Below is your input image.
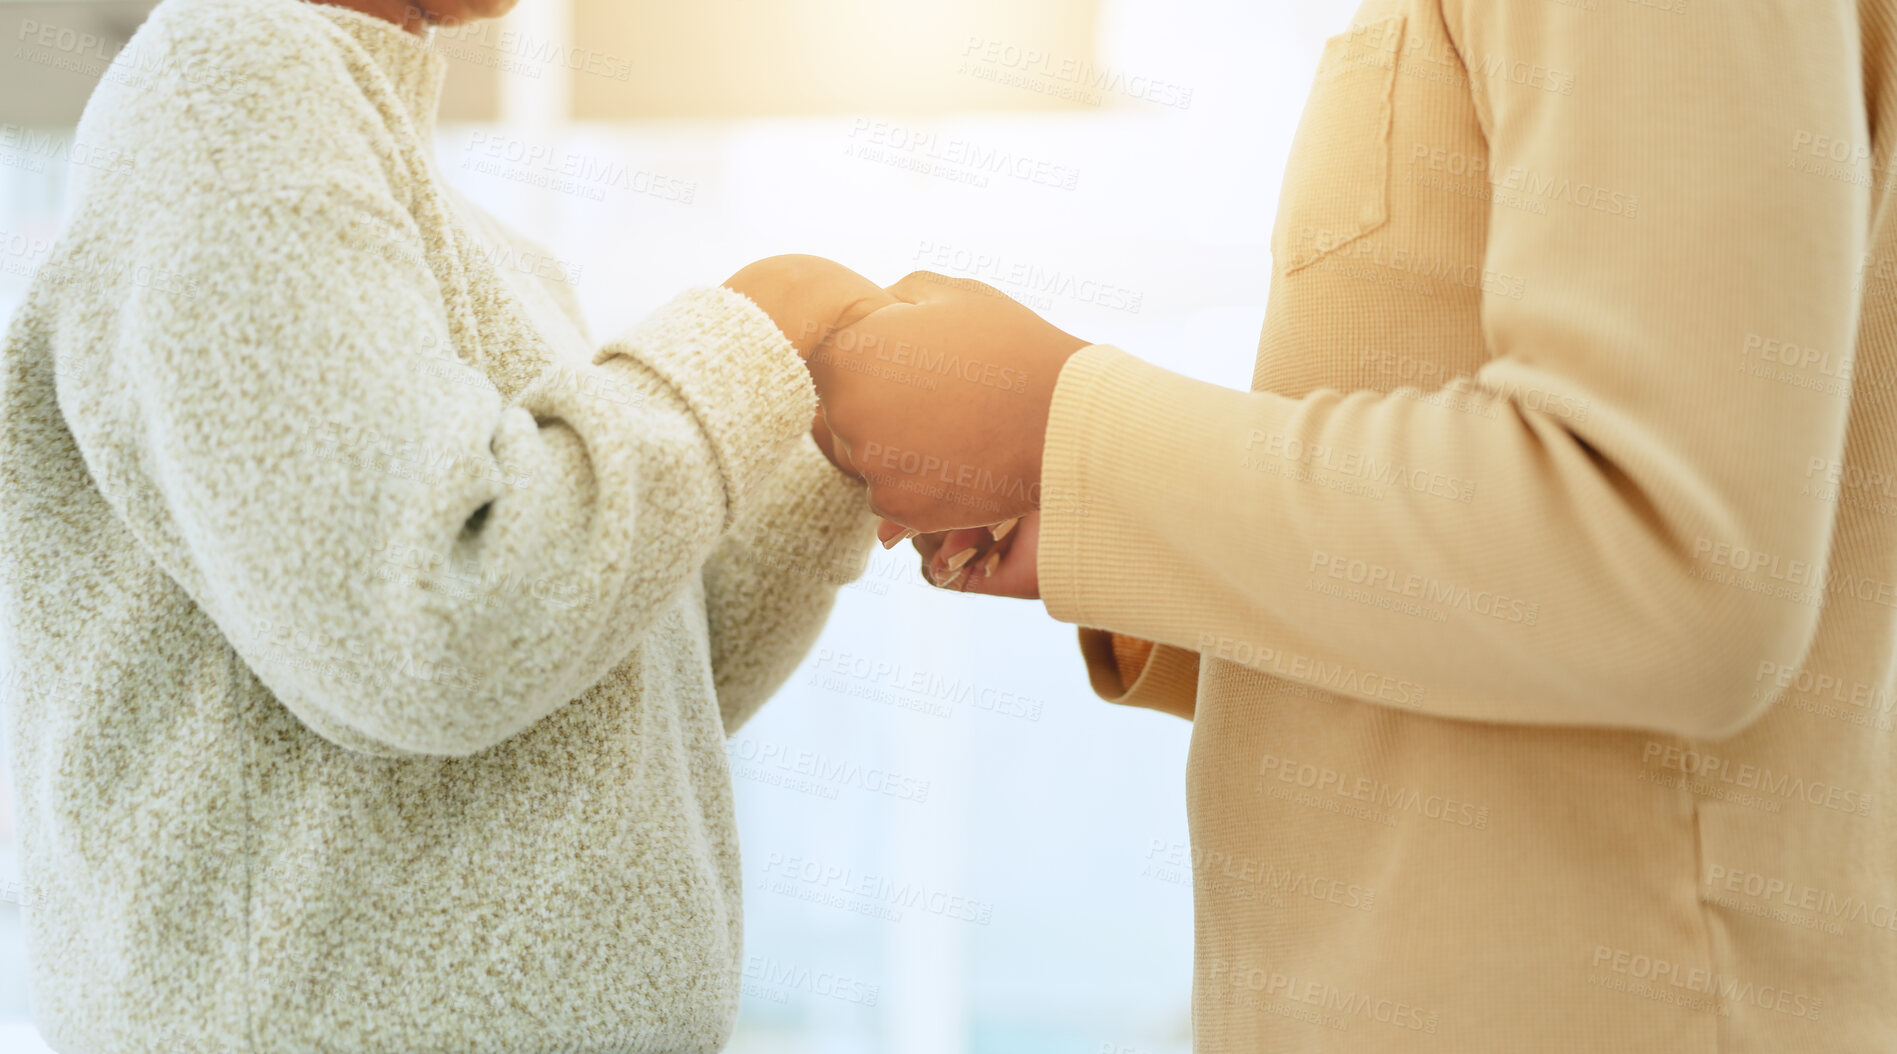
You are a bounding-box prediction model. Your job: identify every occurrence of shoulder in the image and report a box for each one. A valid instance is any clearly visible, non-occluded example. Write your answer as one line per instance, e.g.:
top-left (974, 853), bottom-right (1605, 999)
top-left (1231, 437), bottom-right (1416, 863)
top-left (75, 0), bottom-right (403, 197)
top-left (117, 0), bottom-right (371, 104)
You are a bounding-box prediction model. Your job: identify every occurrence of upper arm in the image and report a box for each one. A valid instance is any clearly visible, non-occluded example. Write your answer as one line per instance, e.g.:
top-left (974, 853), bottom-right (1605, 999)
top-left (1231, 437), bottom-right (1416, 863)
top-left (1439, 0), bottom-right (1868, 559)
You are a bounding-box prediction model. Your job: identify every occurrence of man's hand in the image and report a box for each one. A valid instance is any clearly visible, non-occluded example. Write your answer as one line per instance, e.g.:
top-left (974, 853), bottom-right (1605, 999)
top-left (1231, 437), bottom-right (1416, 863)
top-left (809, 272), bottom-right (1089, 532)
top-left (880, 513), bottom-right (1041, 599)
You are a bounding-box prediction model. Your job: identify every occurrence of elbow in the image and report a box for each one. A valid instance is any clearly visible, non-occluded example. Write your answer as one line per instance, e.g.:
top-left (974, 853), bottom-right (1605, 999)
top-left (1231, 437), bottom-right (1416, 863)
top-left (321, 712), bottom-right (521, 760)
top-left (313, 678), bottom-right (535, 759)
top-left (366, 700), bottom-right (530, 758)
top-left (369, 724), bottom-right (518, 759)
top-left (1645, 591), bottom-right (1818, 740)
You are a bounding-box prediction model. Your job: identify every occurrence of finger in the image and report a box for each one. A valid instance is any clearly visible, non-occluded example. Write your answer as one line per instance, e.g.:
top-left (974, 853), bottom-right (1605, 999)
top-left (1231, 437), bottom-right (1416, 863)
top-left (925, 528), bottom-right (993, 584)
top-left (951, 524), bottom-right (1038, 598)
top-left (824, 409), bottom-right (870, 479)
top-left (912, 532), bottom-right (948, 562)
top-left (876, 518), bottom-right (917, 549)
top-left (812, 410), bottom-right (851, 475)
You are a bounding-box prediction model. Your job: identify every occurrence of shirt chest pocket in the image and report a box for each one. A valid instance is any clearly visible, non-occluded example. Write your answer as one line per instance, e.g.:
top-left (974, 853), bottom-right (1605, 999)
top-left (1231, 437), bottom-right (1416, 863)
top-left (1274, 13), bottom-right (1406, 274)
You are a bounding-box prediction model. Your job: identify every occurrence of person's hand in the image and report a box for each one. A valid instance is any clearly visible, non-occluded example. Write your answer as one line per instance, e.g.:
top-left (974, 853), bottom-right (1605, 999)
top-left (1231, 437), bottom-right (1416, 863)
top-left (809, 407), bottom-right (854, 478)
top-left (878, 513), bottom-right (1040, 599)
top-left (724, 254), bottom-right (896, 477)
top-left (807, 272), bottom-right (1089, 533)
top-left (723, 254), bottom-right (898, 359)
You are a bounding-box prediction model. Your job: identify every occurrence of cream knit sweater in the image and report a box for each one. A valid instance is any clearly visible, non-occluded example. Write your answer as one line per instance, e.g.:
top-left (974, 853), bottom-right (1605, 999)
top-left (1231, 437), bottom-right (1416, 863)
top-left (1043, 0), bottom-right (1897, 1050)
top-left (0, 0), bottom-right (879, 1050)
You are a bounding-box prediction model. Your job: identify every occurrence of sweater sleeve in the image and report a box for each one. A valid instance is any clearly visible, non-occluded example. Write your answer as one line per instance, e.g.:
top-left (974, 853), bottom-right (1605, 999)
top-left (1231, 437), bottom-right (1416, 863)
top-left (53, 160), bottom-right (817, 757)
top-left (702, 432), bottom-right (881, 734)
top-left (1076, 630), bottom-right (1199, 721)
top-left (1038, 2), bottom-right (1870, 738)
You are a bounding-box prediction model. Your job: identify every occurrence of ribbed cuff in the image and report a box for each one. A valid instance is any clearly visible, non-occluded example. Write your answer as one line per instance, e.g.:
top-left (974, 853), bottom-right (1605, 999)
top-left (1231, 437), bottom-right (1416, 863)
top-left (1039, 342), bottom-right (1282, 633)
top-left (600, 286), bottom-right (815, 529)
top-left (1077, 629), bottom-right (1200, 718)
top-left (1038, 343), bottom-right (1123, 629)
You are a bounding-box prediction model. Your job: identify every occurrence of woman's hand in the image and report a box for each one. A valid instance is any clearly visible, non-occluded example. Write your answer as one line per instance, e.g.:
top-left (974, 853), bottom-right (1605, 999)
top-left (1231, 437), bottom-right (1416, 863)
top-left (881, 512), bottom-right (1041, 599)
top-left (723, 254), bottom-right (897, 359)
top-left (806, 272), bottom-right (1089, 532)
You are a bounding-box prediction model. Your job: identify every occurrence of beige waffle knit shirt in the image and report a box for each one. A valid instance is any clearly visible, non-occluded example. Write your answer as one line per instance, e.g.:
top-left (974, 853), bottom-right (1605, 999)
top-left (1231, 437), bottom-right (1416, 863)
top-left (0, 0), bottom-right (879, 1049)
top-left (1042, 0), bottom-right (1897, 1050)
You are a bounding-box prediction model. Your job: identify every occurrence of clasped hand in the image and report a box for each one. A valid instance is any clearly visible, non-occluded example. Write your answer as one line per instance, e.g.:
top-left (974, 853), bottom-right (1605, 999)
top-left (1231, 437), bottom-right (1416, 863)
top-left (725, 255), bottom-right (1086, 597)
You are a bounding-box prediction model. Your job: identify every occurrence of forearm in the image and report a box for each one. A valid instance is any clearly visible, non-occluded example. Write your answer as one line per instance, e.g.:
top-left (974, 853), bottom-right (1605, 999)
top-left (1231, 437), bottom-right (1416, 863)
top-left (704, 433), bottom-right (881, 733)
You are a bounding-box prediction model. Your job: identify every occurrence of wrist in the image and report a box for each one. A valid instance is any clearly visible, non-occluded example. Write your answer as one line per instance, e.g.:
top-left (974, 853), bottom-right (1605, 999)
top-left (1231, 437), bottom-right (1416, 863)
top-left (723, 255), bottom-right (893, 359)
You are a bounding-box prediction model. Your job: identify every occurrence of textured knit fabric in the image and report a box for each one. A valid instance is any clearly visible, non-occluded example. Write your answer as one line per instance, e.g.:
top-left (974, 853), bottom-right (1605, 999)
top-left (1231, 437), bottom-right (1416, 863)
top-left (1043, 0), bottom-right (1897, 1050)
top-left (0, 0), bottom-right (880, 1050)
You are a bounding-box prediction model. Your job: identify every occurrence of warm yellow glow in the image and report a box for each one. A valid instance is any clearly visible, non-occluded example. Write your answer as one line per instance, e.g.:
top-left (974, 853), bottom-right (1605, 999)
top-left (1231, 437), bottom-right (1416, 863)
top-left (570, 0), bottom-right (1102, 118)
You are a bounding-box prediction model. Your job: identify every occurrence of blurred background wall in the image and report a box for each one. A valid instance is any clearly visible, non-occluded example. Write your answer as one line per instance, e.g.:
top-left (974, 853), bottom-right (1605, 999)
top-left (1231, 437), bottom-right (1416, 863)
top-left (0, 0), bottom-right (1363, 1050)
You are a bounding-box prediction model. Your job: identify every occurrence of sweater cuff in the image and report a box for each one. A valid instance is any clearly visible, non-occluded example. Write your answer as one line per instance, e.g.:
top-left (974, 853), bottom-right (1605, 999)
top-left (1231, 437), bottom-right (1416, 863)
top-left (1077, 629), bottom-right (1200, 719)
top-left (744, 431), bottom-right (882, 588)
top-left (1039, 343), bottom-right (1267, 636)
top-left (599, 286), bottom-right (815, 528)
top-left (1039, 343), bottom-right (1130, 629)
